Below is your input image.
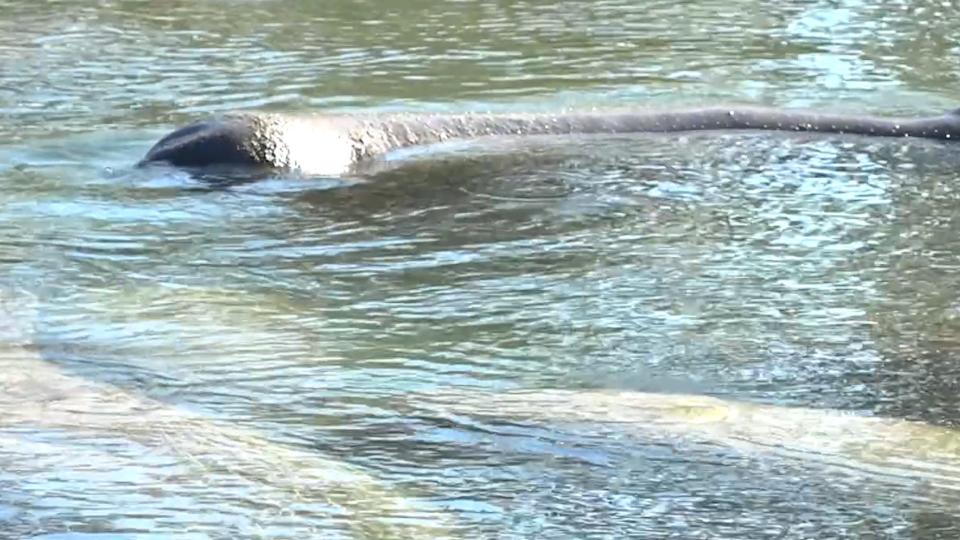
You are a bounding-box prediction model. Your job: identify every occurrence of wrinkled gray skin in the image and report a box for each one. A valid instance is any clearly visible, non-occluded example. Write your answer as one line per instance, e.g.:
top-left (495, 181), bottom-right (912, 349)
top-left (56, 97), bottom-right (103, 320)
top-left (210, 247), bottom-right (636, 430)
top-left (141, 107), bottom-right (960, 176)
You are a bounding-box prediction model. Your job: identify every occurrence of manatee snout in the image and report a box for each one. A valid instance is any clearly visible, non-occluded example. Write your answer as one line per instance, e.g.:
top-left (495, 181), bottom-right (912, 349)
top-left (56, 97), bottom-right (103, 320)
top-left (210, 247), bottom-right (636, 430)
top-left (139, 116), bottom-right (260, 168)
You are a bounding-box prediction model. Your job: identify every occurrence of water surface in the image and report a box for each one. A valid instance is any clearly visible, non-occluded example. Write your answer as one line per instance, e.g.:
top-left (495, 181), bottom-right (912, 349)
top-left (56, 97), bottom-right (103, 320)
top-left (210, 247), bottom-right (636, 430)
top-left (2, 0), bottom-right (960, 538)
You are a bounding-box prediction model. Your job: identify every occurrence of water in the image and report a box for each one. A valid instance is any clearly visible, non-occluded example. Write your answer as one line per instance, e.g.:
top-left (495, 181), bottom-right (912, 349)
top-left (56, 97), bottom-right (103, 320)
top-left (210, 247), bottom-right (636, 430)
top-left (2, 0), bottom-right (960, 538)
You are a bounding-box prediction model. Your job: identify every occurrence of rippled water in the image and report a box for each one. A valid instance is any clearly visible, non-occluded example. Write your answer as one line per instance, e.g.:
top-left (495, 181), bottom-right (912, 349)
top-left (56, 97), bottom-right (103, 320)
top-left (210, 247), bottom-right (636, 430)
top-left (3, 0), bottom-right (960, 538)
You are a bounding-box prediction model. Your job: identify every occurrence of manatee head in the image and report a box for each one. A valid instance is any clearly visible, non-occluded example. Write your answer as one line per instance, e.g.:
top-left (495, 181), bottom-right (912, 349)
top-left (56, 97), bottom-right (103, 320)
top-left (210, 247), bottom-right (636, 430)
top-left (140, 113), bottom-right (358, 176)
top-left (139, 114), bottom-right (269, 169)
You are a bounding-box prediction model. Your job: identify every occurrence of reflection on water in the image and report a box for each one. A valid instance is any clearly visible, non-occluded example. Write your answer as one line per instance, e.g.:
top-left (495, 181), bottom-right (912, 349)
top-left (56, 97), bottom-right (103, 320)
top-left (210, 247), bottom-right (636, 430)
top-left (3, 0), bottom-right (960, 538)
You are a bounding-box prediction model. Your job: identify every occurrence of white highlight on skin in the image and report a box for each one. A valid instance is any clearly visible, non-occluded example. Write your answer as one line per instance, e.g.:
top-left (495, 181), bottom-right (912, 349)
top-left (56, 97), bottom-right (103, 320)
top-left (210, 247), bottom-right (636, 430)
top-left (280, 117), bottom-right (356, 176)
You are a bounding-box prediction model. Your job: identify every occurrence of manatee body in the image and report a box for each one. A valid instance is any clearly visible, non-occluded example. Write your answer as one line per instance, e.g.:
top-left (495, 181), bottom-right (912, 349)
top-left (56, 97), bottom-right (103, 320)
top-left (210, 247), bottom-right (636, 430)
top-left (141, 106), bottom-right (960, 176)
top-left (423, 388), bottom-right (960, 496)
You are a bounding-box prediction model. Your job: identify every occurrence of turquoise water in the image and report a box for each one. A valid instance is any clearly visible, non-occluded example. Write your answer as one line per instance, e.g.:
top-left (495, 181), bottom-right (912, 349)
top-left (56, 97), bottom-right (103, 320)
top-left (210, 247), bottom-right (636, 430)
top-left (2, 0), bottom-right (960, 538)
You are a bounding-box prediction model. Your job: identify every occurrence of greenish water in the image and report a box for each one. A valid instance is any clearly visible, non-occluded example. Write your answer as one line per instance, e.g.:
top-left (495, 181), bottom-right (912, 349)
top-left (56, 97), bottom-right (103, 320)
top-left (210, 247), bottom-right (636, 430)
top-left (3, 0), bottom-right (960, 538)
